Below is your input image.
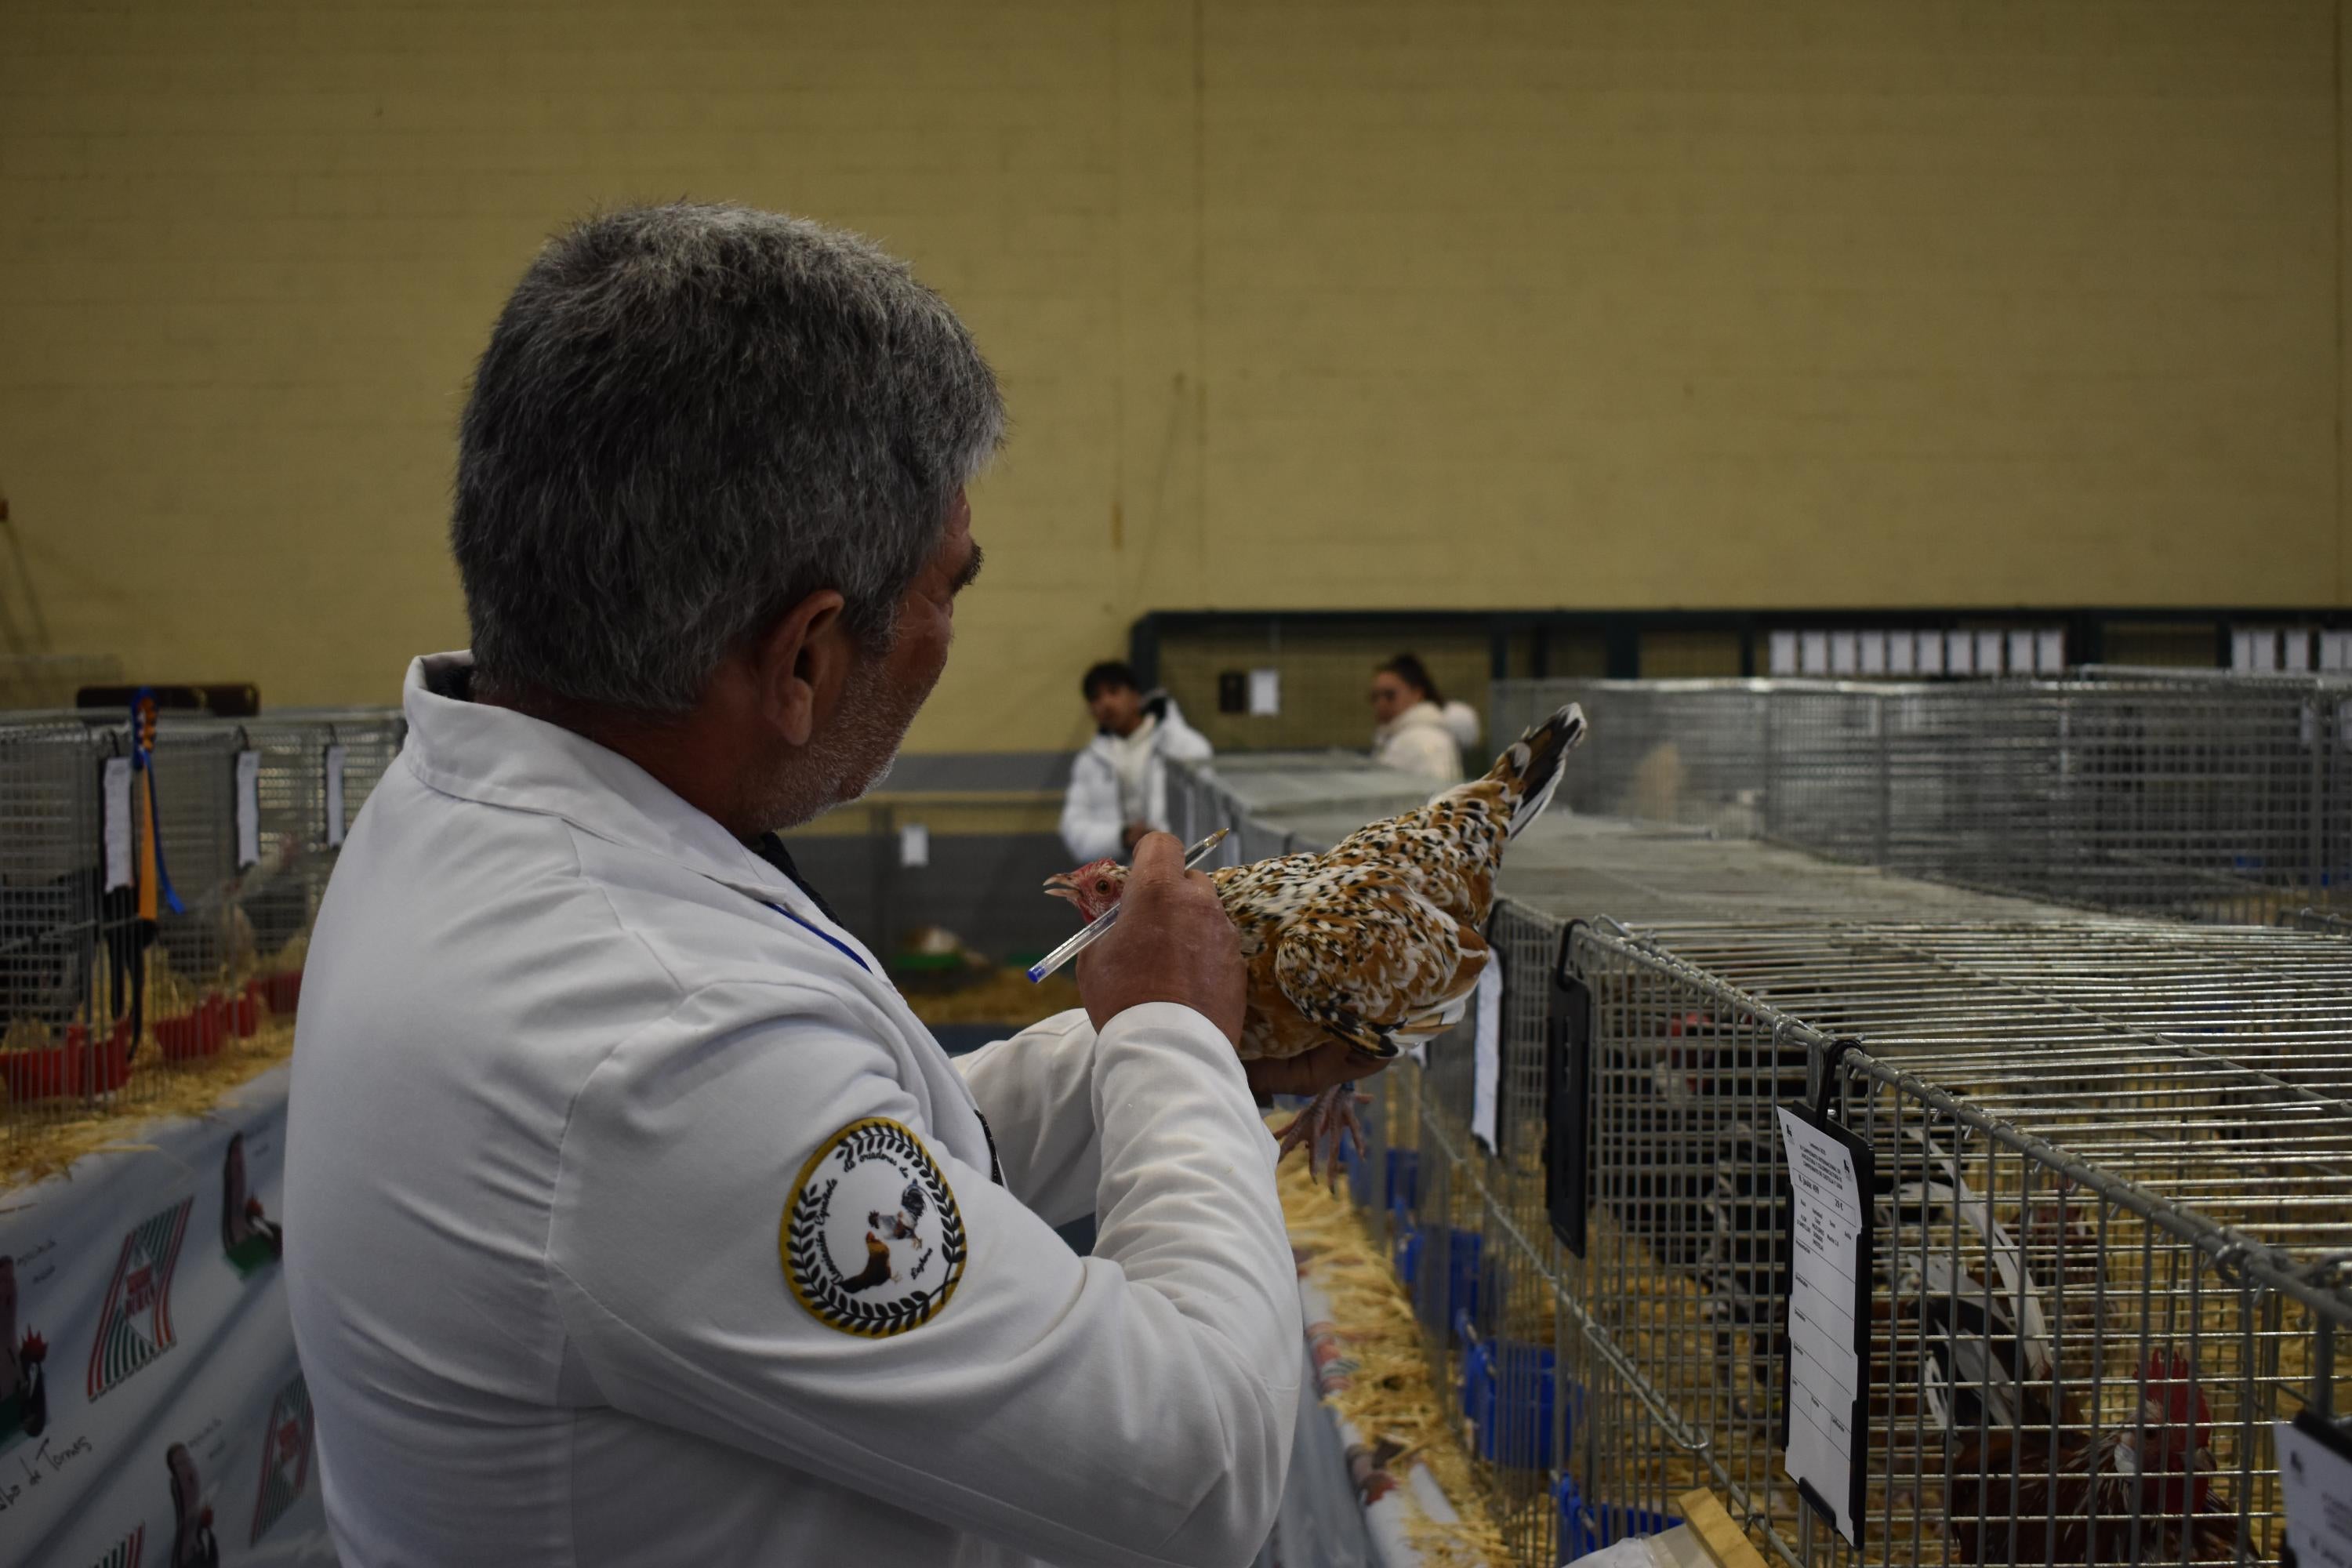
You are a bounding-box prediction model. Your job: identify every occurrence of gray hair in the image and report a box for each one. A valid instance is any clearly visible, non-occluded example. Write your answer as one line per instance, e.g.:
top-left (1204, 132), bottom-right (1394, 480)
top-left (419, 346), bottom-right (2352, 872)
top-left (452, 203), bottom-right (1004, 713)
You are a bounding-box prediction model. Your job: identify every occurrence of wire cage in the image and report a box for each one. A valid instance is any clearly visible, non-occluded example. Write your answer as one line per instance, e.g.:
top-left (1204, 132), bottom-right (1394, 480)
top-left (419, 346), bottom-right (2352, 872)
top-left (1560, 918), bottom-right (2352, 1568)
top-left (1490, 675), bottom-right (2352, 927)
top-left (1175, 746), bottom-right (2352, 1568)
top-left (0, 710), bottom-right (405, 1159)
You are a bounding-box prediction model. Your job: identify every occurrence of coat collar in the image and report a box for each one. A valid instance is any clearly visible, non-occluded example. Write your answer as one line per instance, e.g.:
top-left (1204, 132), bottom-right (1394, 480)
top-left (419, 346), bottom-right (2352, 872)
top-left (398, 652), bottom-right (818, 916)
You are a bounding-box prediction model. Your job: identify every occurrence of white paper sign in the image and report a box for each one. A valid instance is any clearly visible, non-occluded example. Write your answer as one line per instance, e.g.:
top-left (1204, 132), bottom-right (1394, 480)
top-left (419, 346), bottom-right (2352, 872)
top-left (324, 745), bottom-right (348, 847)
top-left (102, 756), bottom-right (134, 891)
top-left (1857, 633), bottom-right (1886, 676)
top-left (1469, 954), bottom-right (1504, 1154)
top-left (1975, 630), bottom-right (2004, 676)
top-left (898, 821), bottom-right (930, 868)
top-left (1777, 1105), bottom-right (1867, 1546)
top-left (1886, 634), bottom-right (1915, 676)
top-left (1769, 630), bottom-right (1799, 677)
top-left (1915, 631), bottom-right (1944, 677)
top-left (1800, 631), bottom-right (1829, 676)
top-left (235, 749), bottom-right (262, 869)
top-left (1945, 630), bottom-right (1973, 677)
top-left (2008, 630), bottom-right (2035, 677)
top-left (1828, 632), bottom-right (1858, 676)
top-left (2278, 1417), bottom-right (2352, 1568)
top-left (2322, 631), bottom-right (2352, 672)
top-left (1247, 668), bottom-right (1281, 717)
top-left (2286, 630), bottom-right (2314, 673)
top-left (2037, 629), bottom-right (2067, 674)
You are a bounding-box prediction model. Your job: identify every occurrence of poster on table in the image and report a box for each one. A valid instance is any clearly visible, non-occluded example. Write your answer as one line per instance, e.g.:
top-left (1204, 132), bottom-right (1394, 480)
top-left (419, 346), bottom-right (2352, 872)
top-left (1, 1065), bottom-right (332, 1565)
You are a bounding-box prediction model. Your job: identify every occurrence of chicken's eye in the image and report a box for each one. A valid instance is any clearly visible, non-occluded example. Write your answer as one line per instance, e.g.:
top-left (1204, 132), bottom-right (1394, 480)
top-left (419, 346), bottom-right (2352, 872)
top-left (1095, 878), bottom-right (1112, 894)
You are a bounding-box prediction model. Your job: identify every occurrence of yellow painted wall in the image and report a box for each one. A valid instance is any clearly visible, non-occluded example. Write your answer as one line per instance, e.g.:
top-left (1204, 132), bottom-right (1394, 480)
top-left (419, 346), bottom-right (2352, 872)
top-left (1, 1), bottom-right (2345, 754)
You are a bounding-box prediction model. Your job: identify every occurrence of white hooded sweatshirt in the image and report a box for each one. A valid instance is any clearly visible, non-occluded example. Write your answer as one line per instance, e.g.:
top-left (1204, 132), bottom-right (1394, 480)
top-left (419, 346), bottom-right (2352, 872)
top-left (1372, 699), bottom-right (1465, 786)
top-left (1058, 691), bottom-right (1214, 863)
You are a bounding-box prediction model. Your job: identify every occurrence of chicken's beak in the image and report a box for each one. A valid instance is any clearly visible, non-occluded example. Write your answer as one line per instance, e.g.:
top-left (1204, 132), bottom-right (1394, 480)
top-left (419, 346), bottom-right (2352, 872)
top-left (1042, 872), bottom-right (1080, 906)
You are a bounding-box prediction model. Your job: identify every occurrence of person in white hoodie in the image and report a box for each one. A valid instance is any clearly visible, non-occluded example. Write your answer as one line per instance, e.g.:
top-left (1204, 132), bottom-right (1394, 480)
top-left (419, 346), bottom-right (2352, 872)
top-left (1368, 653), bottom-right (1472, 785)
top-left (1060, 660), bottom-right (1214, 862)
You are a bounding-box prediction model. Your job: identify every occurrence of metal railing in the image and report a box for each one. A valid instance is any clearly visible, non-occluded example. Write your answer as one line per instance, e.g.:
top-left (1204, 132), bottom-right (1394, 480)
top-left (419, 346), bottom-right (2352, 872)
top-left (0, 710), bottom-right (405, 1156)
top-left (1166, 750), bottom-right (2352, 1568)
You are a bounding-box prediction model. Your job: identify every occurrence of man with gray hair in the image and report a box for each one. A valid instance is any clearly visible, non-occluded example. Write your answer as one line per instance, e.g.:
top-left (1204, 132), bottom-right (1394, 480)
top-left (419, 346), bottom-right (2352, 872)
top-left (283, 205), bottom-right (1367, 1567)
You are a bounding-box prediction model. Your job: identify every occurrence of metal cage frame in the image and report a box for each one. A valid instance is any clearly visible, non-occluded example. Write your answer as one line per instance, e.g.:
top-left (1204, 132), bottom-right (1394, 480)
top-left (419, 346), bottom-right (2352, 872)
top-left (0, 710), bottom-right (405, 1155)
top-left (1166, 746), bottom-right (2352, 1568)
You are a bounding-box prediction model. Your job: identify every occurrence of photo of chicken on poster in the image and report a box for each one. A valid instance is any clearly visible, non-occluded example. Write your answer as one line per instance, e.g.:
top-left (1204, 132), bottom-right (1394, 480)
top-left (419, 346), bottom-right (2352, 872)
top-left (0, 1069), bottom-right (330, 1566)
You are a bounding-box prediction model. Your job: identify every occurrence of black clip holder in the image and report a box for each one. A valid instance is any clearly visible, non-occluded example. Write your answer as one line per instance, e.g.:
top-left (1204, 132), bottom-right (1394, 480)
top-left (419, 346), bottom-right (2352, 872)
top-left (1541, 920), bottom-right (1593, 1258)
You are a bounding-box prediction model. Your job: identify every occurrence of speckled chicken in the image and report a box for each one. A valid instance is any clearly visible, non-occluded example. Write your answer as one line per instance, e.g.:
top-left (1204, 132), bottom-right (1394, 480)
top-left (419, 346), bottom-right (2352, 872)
top-left (1045, 704), bottom-right (1586, 1177)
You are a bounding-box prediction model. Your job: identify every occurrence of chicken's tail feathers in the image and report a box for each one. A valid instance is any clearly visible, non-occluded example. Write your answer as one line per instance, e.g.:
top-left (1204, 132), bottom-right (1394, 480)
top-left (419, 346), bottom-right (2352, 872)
top-left (1486, 702), bottom-right (1587, 839)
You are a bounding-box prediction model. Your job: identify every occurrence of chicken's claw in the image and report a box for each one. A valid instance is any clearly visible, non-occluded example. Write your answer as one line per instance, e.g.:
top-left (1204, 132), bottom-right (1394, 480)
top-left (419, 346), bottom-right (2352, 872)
top-left (1271, 1083), bottom-right (1372, 1192)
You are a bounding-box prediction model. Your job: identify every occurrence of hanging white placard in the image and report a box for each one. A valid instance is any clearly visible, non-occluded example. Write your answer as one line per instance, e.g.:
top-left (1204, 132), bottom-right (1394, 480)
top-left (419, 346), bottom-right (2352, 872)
top-left (2277, 1414), bottom-right (2352, 1568)
top-left (1469, 953), bottom-right (1504, 1155)
top-left (235, 749), bottom-right (263, 869)
top-left (1777, 1105), bottom-right (1872, 1547)
top-left (103, 757), bottom-right (134, 891)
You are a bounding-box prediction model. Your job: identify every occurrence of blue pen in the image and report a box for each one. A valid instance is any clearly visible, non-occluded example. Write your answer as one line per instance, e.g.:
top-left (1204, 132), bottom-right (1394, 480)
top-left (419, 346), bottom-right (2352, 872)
top-left (1026, 829), bottom-right (1230, 982)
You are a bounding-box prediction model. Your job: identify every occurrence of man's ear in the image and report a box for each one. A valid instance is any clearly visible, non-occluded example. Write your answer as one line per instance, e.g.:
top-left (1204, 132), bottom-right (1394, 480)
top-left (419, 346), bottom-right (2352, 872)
top-left (749, 590), bottom-right (850, 747)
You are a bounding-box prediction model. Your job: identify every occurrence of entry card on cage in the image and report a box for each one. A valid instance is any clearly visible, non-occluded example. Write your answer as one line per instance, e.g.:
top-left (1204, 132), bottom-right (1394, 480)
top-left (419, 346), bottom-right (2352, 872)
top-left (234, 748), bottom-right (262, 868)
top-left (2279, 1411), bottom-right (2352, 1568)
top-left (1470, 952), bottom-right (1502, 1155)
top-left (101, 756), bottom-right (133, 891)
top-left (1776, 1104), bottom-right (1874, 1548)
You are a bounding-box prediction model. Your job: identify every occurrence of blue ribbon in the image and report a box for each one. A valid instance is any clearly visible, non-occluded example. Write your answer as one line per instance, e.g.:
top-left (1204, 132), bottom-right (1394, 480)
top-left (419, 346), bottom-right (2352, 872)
top-left (132, 688), bottom-right (187, 917)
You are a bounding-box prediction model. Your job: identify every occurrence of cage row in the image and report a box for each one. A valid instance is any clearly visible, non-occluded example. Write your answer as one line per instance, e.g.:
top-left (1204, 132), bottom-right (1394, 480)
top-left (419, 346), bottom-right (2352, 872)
top-left (0, 710), bottom-right (405, 1149)
top-left (1489, 672), bottom-right (2352, 926)
top-left (1167, 750), bottom-right (2352, 1567)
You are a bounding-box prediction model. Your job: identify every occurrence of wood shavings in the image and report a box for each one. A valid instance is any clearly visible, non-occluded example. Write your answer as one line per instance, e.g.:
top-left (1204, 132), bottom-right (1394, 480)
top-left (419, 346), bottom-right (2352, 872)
top-left (901, 967), bottom-right (1081, 1026)
top-left (1277, 1132), bottom-right (1511, 1567)
top-left (2, 945), bottom-right (305, 1188)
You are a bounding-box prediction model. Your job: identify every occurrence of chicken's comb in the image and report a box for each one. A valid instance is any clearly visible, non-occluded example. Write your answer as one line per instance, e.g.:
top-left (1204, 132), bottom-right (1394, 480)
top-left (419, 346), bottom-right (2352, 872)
top-left (2143, 1346), bottom-right (2209, 1439)
top-left (17, 1330), bottom-right (42, 1362)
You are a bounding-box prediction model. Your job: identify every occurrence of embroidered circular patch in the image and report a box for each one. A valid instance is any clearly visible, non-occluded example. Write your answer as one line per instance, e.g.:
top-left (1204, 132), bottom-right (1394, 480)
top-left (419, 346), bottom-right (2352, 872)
top-left (782, 1118), bottom-right (966, 1338)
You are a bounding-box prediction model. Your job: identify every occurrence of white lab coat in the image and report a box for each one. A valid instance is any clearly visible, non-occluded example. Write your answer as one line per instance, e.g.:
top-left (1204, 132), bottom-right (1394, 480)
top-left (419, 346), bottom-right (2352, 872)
top-left (1371, 700), bottom-right (1465, 786)
top-left (283, 653), bottom-right (1298, 1568)
top-left (1059, 693), bottom-right (1214, 863)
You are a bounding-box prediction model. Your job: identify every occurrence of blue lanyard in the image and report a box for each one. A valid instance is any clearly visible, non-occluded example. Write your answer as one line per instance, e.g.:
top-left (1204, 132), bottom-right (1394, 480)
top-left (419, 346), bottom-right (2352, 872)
top-left (762, 902), bottom-right (869, 973)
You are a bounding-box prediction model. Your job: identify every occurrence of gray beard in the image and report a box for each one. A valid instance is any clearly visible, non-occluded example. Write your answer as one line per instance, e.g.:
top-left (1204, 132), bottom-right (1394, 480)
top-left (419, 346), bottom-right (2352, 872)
top-left (755, 659), bottom-right (927, 833)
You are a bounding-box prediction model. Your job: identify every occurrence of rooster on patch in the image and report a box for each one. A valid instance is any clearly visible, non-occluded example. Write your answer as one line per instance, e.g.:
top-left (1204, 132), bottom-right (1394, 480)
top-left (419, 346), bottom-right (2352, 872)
top-left (1047, 703), bottom-right (1586, 1178)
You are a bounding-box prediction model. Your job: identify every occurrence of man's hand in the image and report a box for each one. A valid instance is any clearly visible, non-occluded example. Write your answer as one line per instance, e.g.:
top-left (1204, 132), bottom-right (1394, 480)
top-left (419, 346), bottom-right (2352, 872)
top-left (1244, 1038), bottom-right (1390, 1101)
top-left (1077, 832), bottom-right (1246, 1044)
